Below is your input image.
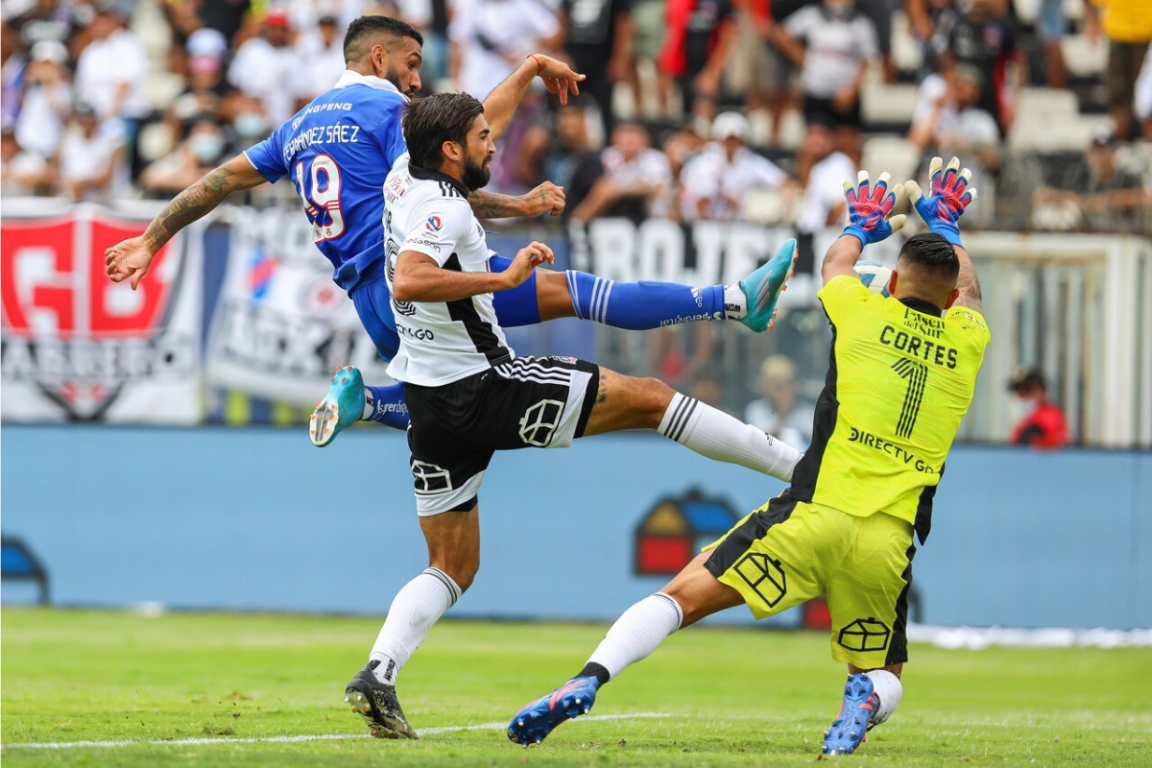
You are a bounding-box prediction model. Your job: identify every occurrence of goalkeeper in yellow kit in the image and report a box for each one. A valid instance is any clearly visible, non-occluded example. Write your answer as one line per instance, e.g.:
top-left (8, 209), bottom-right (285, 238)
top-left (507, 157), bottom-right (990, 756)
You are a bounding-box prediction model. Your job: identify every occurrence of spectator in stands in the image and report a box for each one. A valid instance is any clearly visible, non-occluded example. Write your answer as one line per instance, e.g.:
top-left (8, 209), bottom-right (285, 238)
top-left (517, 104), bottom-right (604, 216)
top-left (1037, 0), bottom-right (1068, 89)
top-left (571, 121), bottom-right (673, 223)
top-left (930, 0), bottom-right (1024, 135)
top-left (196, 0), bottom-right (253, 49)
top-left (909, 63), bottom-right (1000, 172)
top-left (1, 125), bottom-right (54, 194)
top-left (906, 0), bottom-right (956, 58)
top-left (228, 8), bottom-right (298, 126)
top-left (73, 2), bottom-right (148, 136)
top-left (658, 0), bottom-right (736, 121)
top-left (229, 94), bottom-right (271, 150)
top-left (56, 101), bottom-right (125, 201)
top-left (796, 123), bottom-right (854, 235)
top-left (168, 28), bottom-right (232, 132)
top-left (772, 0), bottom-right (878, 164)
top-left (141, 116), bottom-right (229, 194)
top-left (680, 111), bottom-right (793, 222)
top-left (744, 355), bottom-right (814, 450)
top-left (1008, 369), bottom-right (1070, 449)
top-left (627, 0), bottom-right (671, 117)
top-left (1077, 128), bottom-right (1148, 230)
top-left (733, 0), bottom-right (795, 147)
top-left (295, 14), bottom-right (346, 107)
top-left (4, 0), bottom-right (77, 56)
top-left (559, 0), bottom-right (634, 134)
top-left (1034, 128), bottom-right (1149, 231)
top-left (449, 0), bottom-right (561, 101)
top-left (691, 370), bottom-right (735, 416)
top-left (1083, 0), bottom-right (1152, 141)
top-left (14, 40), bottom-right (71, 161)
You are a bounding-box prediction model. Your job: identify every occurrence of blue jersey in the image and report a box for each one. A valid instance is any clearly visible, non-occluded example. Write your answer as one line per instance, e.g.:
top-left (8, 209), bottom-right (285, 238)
top-left (244, 70), bottom-right (408, 293)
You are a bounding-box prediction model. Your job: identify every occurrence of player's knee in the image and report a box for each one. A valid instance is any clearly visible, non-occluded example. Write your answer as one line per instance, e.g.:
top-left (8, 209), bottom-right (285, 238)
top-left (632, 376), bottom-right (674, 427)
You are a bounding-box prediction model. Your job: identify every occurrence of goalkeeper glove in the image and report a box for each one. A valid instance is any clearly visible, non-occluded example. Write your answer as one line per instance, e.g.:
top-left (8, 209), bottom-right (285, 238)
top-left (841, 170), bottom-right (906, 247)
top-left (904, 156), bottom-right (977, 247)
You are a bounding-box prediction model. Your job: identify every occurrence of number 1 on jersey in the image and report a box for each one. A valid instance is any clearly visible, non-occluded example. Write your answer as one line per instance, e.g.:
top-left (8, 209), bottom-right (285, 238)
top-left (294, 154), bottom-right (345, 243)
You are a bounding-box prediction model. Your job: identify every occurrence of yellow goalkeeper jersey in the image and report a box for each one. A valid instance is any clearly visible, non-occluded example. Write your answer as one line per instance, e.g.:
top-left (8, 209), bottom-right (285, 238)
top-left (788, 274), bottom-right (991, 543)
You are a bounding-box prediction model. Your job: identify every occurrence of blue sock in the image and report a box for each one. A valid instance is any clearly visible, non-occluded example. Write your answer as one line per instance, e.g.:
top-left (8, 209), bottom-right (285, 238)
top-left (565, 271), bottom-right (733, 330)
top-left (364, 383), bottom-right (409, 430)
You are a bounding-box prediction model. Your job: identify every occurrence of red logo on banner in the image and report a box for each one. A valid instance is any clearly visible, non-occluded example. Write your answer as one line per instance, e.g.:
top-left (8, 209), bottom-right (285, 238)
top-left (0, 208), bottom-right (193, 419)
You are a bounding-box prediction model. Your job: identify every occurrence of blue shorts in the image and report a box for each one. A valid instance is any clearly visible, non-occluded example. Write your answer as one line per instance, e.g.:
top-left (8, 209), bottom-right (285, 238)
top-left (348, 254), bottom-right (543, 364)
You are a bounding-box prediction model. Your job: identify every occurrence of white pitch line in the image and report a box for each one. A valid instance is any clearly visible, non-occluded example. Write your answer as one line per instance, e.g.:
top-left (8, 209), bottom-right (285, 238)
top-left (1, 713), bottom-right (671, 750)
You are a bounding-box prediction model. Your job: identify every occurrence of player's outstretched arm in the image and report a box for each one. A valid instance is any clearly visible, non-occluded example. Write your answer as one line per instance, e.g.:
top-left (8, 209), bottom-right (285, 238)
top-left (482, 54), bottom-right (584, 142)
top-left (821, 170), bottom-right (906, 285)
top-left (904, 156), bottom-right (983, 315)
top-left (393, 242), bottom-right (554, 303)
top-left (105, 154), bottom-right (267, 290)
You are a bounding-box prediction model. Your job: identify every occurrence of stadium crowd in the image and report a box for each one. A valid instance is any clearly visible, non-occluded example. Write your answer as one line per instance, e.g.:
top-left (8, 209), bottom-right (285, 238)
top-left (2, 0), bottom-right (1148, 441)
top-left (2, 0), bottom-right (1150, 232)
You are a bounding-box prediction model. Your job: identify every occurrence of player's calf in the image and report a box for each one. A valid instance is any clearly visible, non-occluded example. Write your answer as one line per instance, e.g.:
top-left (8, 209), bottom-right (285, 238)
top-left (581, 369), bottom-right (802, 482)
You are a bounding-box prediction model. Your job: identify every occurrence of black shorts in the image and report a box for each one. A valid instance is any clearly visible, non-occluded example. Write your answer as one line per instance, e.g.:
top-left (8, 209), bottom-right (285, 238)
top-left (803, 94), bottom-right (862, 131)
top-left (404, 355), bottom-right (600, 515)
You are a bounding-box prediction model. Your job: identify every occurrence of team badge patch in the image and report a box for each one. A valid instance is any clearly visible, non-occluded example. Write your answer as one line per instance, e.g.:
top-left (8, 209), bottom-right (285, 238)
top-left (425, 216), bottom-right (442, 232)
top-left (733, 552), bottom-right (787, 608)
top-left (548, 356), bottom-right (577, 365)
top-left (837, 617), bottom-right (892, 652)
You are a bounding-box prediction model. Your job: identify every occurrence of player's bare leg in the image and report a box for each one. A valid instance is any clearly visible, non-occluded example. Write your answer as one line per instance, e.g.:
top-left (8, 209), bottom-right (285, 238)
top-left (580, 368), bottom-right (801, 482)
top-left (347, 507), bottom-right (480, 739)
top-left (823, 661), bottom-right (905, 756)
top-left (508, 551), bottom-right (741, 745)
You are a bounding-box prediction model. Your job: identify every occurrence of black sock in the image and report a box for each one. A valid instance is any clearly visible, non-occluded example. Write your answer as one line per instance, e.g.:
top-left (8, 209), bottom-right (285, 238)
top-left (578, 662), bottom-right (611, 685)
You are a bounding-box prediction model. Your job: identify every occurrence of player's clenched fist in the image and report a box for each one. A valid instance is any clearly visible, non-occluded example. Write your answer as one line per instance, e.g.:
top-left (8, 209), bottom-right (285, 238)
top-left (501, 241), bottom-right (554, 290)
top-left (520, 181), bottom-right (566, 218)
top-left (104, 236), bottom-right (156, 291)
top-left (841, 170), bottom-right (906, 247)
top-left (904, 156), bottom-right (977, 247)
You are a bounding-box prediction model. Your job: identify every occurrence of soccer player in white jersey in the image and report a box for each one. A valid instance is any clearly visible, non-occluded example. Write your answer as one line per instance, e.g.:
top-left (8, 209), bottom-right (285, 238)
top-left (105, 16), bottom-right (798, 445)
top-left (342, 92), bottom-right (803, 740)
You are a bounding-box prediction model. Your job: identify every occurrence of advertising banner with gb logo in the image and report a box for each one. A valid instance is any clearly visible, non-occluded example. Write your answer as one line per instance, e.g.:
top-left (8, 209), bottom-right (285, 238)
top-left (1, 200), bottom-right (202, 423)
top-left (204, 206), bottom-right (394, 405)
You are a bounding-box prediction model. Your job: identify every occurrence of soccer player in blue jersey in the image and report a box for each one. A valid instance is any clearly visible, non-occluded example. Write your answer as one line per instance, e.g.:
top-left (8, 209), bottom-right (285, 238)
top-left (106, 15), bottom-right (795, 439)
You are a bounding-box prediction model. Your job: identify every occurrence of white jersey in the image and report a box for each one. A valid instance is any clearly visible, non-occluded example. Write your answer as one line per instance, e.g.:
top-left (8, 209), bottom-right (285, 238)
top-left (383, 158), bottom-right (514, 386)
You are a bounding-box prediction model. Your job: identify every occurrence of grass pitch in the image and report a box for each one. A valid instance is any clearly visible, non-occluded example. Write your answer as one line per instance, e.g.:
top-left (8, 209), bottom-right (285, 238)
top-left (2, 608), bottom-right (1149, 767)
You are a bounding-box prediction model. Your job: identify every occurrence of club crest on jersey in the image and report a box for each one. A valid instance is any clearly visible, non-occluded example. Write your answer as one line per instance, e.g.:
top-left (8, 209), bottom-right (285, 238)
top-left (425, 216), bottom-right (443, 232)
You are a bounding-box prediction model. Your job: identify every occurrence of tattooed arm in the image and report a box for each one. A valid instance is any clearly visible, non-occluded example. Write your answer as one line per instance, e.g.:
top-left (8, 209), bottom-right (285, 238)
top-left (952, 244), bottom-right (983, 317)
top-left (105, 155), bottom-right (267, 289)
top-left (468, 180), bottom-right (566, 219)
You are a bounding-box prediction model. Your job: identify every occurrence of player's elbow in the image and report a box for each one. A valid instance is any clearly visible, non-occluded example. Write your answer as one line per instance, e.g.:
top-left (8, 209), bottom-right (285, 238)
top-left (391, 272), bottom-right (421, 303)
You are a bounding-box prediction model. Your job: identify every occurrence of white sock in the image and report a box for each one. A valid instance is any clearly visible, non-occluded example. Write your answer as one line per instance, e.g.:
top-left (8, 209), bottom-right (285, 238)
top-left (658, 393), bottom-right (802, 482)
top-left (586, 592), bottom-right (683, 680)
top-left (369, 568), bottom-right (461, 686)
top-left (863, 670), bottom-right (903, 724)
top-left (723, 284), bottom-right (748, 320)
top-left (362, 388), bottom-right (374, 420)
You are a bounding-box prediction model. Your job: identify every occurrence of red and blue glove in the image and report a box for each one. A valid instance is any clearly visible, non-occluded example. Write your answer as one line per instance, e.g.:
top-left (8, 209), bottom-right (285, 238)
top-left (841, 170), bottom-right (906, 247)
top-left (904, 156), bottom-right (977, 247)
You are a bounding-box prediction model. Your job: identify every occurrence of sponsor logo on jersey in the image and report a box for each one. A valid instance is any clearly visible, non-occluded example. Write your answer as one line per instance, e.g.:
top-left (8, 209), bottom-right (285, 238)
top-left (426, 216), bottom-right (442, 232)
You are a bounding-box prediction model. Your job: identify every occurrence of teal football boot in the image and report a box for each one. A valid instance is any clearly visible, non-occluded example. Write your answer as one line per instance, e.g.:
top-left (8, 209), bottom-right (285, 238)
top-left (310, 366), bottom-right (364, 447)
top-left (738, 237), bottom-right (798, 332)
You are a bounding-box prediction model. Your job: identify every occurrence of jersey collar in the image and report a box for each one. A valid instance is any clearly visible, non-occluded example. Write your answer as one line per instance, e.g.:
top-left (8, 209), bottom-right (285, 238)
top-left (409, 162), bottom-right (471, 199)
top-left (333, 69), bottom-right (407, 100)
top-left (898, 296), bottom-right (944, 317)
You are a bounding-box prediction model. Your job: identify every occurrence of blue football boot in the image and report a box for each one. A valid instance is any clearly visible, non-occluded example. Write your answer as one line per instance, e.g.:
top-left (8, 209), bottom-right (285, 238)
top-left (507, 676), bottom-right (600, 746)
top-left (310, 366), bottom-right (364, 447)
top-left (822, 673), bottom-right (879, 756)
top-left (738, 237), bottom-right (798, 332)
